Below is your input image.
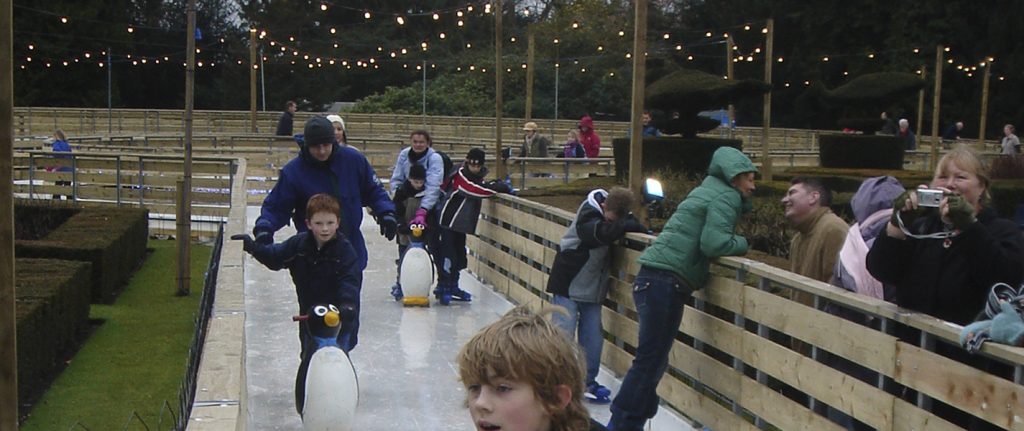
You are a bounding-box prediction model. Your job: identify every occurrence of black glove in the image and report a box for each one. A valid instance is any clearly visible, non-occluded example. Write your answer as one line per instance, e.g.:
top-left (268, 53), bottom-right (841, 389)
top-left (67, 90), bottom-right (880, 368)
top-left (230, 233), bottom-right (257, 253)
top-left (484, 180), bottom-right (513, 194)
top-left (890, 190), bottom-right (925, 228)
top-left (620, 214), bottom-right (647, 233)
top-left (946, 194), bottom-right (975, 230)
top-left (338, 303), bottom-right (357, 323)
top-left (253, 226), bottom-right (274, 245)
top-left (379, 212), bottom-right (398, 241)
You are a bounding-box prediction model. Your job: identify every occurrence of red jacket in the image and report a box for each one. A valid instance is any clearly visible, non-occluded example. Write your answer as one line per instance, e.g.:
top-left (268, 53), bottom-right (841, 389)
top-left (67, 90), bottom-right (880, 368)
top-left (579, 116), bottom-right (601, 158)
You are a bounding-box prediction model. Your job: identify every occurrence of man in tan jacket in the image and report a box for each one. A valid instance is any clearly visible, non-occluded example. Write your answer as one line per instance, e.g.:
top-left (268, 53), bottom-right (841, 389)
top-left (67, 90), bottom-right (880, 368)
top-left (782, 177), bottom-right (848, 304)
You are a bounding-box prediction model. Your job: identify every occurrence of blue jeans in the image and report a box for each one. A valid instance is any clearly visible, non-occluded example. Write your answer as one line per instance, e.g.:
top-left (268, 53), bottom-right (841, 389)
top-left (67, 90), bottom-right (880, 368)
top-left (552, 295), bottom-right (604, 387)
top-left (609, 266), bottom-right (693, 431)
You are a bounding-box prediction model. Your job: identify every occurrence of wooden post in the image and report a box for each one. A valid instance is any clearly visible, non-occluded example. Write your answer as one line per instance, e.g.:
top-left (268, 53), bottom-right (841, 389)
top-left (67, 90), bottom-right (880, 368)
top-left (0, 0), bottom-right (17, 425)
top-left (628, 0), bottom-right (648, 201)
top-left (761, 19), bottom-right (774, 181)
top-left (494, 0), bottom-right (505, 179)
top-left (726, 33), bottom-right (735, 138)
top-left (977, 61), bottom-right (991, 148)
top-left (178, 0), bottom-right (196, 296)
top-left (930, 45), bottom-right (943, 171)
top-left (525, 30), bottom-right (535, 121)
top-left (916, 65), bottom-right (926, 136)
top-left (249, 28), bottom-right (257, 133)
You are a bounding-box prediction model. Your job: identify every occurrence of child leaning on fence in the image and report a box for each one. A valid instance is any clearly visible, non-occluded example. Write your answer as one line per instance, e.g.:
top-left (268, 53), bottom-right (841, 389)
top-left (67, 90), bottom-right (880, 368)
top-left (545, 187), bottom-right (645, 404)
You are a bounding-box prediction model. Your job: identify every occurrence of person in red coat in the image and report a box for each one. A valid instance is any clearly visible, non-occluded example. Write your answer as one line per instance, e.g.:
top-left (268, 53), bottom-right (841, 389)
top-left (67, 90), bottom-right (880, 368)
top-left (578, 115), bottom-right (601, 158)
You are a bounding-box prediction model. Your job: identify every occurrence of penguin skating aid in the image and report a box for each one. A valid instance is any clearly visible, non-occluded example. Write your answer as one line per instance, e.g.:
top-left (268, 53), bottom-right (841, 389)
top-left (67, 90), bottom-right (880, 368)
top-left (293, 304), bottom-right (359, 431)
top-left (400, 224), bottom-right (435, 307)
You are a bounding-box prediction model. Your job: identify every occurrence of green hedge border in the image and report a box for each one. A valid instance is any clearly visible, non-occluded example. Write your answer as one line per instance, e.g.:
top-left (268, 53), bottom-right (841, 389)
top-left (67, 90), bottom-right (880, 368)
top-left (16, 258), bottom-right (92, 406)
top-left (16, 208), bottom-right (149, 303)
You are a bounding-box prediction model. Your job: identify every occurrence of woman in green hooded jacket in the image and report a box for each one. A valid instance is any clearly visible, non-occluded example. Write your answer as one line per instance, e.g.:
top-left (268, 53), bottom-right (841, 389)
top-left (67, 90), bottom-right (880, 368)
top-left (608, 146), bottom-right (757, 431)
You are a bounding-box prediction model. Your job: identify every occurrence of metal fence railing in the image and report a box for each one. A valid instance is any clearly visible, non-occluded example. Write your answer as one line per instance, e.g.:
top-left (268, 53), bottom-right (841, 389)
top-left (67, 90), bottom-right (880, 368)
top-left (174, 223), bottom-right (224, 430)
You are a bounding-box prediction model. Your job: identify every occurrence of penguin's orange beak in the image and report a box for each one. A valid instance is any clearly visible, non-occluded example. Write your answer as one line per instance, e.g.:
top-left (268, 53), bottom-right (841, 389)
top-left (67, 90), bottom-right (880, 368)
top-left (324, 311), bottom-right (340, 327)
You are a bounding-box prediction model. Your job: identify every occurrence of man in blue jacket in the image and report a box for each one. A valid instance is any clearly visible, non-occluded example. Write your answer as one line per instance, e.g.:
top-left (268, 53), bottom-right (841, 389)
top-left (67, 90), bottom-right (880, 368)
top-left (254, 115), bottom-right (397, 349)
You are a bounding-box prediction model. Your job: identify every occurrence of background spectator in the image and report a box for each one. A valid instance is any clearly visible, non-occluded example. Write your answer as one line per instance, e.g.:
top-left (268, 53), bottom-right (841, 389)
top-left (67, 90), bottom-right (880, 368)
top-left (276, 100), bottom-right (297, 136)
top-left (521, 121), bottom-right (551, 157)
top-left (578, 115), bottom-right (601, 158)
top-left (1001, 124), bottom-right (1020, 155)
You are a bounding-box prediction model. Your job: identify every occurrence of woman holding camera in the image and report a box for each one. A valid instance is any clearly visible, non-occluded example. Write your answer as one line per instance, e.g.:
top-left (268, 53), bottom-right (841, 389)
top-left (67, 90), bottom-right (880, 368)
top-left (866, 145), bottom-right (1024, 325)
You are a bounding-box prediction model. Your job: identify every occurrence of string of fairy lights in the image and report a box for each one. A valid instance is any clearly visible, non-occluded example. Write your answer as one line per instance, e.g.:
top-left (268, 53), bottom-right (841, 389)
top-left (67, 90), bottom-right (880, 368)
top-left (13, 2), bottom-right (1008, 86)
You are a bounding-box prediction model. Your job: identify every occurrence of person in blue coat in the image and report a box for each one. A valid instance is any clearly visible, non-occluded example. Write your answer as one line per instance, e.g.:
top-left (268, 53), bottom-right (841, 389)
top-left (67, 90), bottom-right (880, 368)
top-left (254, 115), bottom-right (397, 349)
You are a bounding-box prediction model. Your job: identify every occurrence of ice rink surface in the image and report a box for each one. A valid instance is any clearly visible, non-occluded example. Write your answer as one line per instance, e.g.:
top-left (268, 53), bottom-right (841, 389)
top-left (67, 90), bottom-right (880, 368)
top-left (243, 207), bottom-right (692, 430)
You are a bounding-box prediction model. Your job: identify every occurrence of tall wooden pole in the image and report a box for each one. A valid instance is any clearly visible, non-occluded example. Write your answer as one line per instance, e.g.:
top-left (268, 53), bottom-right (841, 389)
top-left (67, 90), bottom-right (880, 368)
top-left (977, 61), bottom-right (991, 148)
top-left (916, 65), bottom-right (926, 136)
top-left (726, 33), bottom-right (735, 138)
top-left (930, 45), bottom-right (944, 171)
top-left (525, 30), bottom-right (535, 121)
top-left (0, 0), bottom-right (18, 425)
top-left (494, 0), bottom-right (505, 179)
top-left (761, 19), bottom-right (774, 181)
top-left (177, 0), bottom-right (196, 296)
top-left (249, 28), bottom-right (257, 133)
top-left (628, 0), bottom-right (648, 200)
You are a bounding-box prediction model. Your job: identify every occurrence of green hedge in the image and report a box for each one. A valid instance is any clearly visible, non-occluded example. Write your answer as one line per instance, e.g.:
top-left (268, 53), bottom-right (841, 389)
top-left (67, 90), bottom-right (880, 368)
top-left (14, 200), bottom-right (80, 241)
top-left (612, 137), bottom-right (743, 180)
top-left (16, 207), bottom-right (149, 303)
top-left (818, 134), bottom-right (904, 169)
top-left (16, 258), bottom-right (92, 407)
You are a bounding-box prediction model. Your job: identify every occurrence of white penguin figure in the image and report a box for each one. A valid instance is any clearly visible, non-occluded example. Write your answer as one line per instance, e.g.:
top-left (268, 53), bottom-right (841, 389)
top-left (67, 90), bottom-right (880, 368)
top-left (294, 304), bottom-right (359, 431)
top-left (400, 224), bottom-right (436, 306)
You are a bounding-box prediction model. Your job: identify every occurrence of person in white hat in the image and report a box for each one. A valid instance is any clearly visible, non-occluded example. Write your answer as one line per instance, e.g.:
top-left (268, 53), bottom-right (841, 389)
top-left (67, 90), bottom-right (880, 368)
top-left (326, 114), bottom-right (351, 148)
top-left (521, 121), bottom-right (551, 157)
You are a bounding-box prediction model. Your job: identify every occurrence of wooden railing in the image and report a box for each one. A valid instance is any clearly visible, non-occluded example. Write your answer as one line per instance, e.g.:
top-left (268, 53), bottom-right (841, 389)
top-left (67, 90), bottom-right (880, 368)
top-left (469, 194), bottom-right (1024, 430)
top-left (504, 157), bottom-right (615, 189)
top-left (12, 151), bottom-right (237, 236)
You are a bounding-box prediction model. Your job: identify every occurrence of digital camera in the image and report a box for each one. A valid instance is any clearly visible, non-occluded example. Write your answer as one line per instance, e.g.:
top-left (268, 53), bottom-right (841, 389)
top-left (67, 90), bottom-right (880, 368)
top-left (916, 189), bottom-right (945, 207)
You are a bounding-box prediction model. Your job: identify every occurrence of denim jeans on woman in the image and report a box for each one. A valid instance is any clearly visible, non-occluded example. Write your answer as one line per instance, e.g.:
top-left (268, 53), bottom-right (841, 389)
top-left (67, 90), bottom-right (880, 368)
top-left (608, 265), bottom-right (694, 431)
top-left (552, 295), bottom-right (605, 387)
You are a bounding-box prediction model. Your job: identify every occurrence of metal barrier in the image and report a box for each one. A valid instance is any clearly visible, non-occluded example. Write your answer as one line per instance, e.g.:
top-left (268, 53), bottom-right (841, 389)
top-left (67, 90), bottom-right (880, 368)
top-left (176, 224), bottom-right (224, 430)
top-left (468, 194), bottom-right (1024, 430)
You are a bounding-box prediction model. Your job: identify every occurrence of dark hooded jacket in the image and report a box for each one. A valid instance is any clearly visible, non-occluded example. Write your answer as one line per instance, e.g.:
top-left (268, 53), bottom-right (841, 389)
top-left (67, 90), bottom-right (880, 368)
top-left (637, 146), bottom-right (756, 289)
top-left (546, 189), bottom-right (646, 303)
top-left (255, 140), bottom-right (395, 270)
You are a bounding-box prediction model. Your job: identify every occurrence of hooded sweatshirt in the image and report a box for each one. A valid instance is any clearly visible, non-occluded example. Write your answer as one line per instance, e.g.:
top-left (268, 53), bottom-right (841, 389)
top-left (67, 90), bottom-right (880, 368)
top-left (255, 140), bottom-right (395, 270)
top-left (637, 146), bottom-right (756, 289)
top-left (830, 176), bottom-right (905, 300)
top-left (578, 116), bottom-right (601, 158)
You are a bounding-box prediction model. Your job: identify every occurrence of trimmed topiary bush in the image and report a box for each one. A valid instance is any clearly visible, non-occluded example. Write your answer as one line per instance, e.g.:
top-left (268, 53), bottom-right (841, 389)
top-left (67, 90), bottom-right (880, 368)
top-left (16, 207), bottom-right (149, 303)
top-left (16, 258), bottom-right (92, 408)
top-left (14, 200), bottom-right (80, 241)
top-left (611, 136), bottom-right (742, 181)
top-left (645, 68), bottom-right (769, 138)
top-left (818, 134), bottom-right (904, 169)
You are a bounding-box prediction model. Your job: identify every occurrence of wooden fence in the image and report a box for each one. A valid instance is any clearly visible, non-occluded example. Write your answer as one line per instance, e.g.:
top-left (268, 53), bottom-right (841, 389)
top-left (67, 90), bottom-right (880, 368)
top-left (469, 194), bottom-right (1024, 430)
top-left (12, 151), bottom-right (237, 237)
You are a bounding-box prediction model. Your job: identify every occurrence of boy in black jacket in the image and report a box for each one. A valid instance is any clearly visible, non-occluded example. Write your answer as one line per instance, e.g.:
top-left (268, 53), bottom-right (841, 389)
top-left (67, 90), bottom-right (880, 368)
top-left (390, 164), bottom-right (428, 301)
top-left (546, 187), bottom-right (645, 404)
top-left (231, 193), bottom-right (361, 413)
top-left (435, 148), bottom-right (511, 305)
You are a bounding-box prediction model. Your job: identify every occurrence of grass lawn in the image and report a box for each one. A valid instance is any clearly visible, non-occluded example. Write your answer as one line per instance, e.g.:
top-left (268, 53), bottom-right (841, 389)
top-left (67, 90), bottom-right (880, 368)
top-left (20, 238), bottom-right (213, 431)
